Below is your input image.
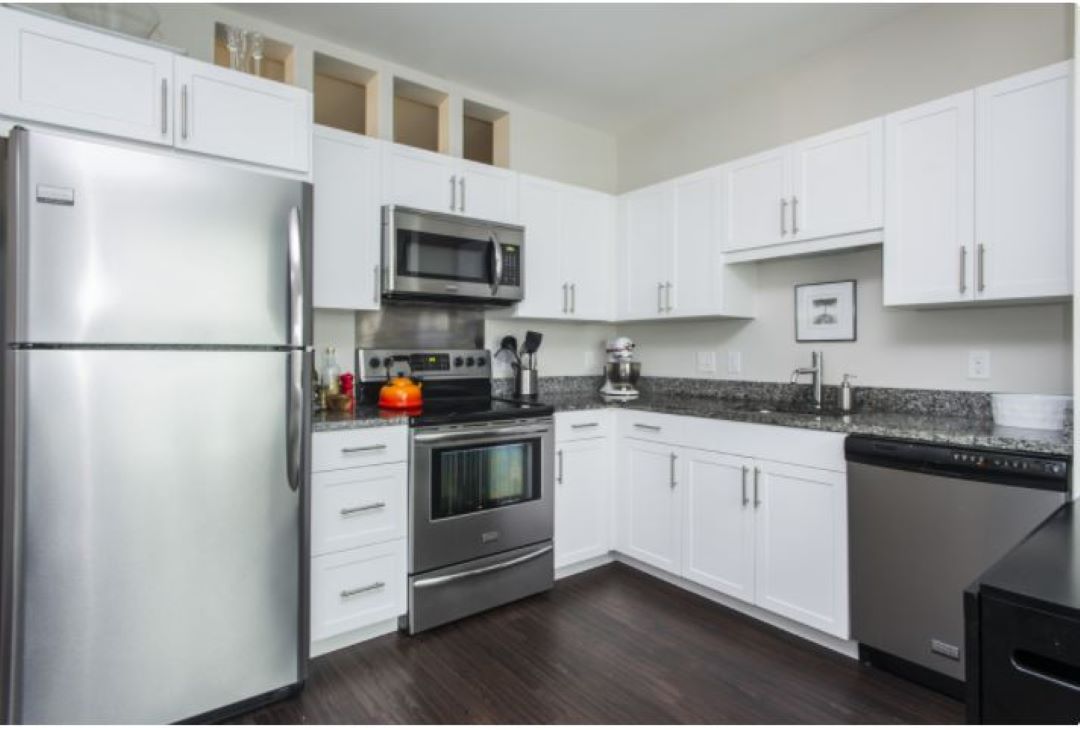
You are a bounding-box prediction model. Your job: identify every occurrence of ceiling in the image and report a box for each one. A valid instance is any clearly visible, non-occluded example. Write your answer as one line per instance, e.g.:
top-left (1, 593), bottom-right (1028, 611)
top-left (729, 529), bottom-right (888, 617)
top-left (230, 3), bottom-right (918, 135)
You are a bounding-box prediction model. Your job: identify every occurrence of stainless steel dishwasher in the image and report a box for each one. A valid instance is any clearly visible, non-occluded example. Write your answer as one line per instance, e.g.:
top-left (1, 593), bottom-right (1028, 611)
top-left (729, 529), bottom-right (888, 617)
top-left (846, 436), bottom-right (1068, 697)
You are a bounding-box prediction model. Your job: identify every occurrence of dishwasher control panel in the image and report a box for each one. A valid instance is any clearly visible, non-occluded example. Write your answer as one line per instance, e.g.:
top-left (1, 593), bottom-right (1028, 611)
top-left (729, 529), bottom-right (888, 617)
top-left (949, 450), bottom-right (1067, 478)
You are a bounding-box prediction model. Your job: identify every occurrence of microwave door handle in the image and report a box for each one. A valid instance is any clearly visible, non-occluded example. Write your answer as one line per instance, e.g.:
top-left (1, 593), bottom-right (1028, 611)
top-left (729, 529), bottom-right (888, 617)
top-left (490, 230), bottom-right (503, 297)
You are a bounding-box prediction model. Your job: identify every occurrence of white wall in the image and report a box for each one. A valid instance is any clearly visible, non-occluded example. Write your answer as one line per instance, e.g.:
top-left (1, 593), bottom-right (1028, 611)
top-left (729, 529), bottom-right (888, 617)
top-left (620, 248), bottom-right (1072, 394)
top-left (484, 317), bottom-right (614, 379)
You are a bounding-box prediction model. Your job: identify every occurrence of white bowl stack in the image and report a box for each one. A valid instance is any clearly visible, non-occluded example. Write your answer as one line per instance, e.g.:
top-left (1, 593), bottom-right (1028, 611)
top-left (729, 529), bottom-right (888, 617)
top-left (991, 394), bottom-right (1072, 431)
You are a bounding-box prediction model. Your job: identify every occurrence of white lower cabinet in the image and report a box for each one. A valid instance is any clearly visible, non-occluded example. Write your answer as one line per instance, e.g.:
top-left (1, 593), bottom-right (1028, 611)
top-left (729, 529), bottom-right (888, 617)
top-left (619, 438), bottom-right (682, 573)
top-left (554, 413), bottom-right (612, 569)
top-left (310, 428), bottom-right (408, 653)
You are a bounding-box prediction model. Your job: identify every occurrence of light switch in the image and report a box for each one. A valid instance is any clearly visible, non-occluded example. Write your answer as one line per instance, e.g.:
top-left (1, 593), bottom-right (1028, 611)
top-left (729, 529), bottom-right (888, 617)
top-left (727, 351), bottom-right (742, 375)
top-left (696, 351), bottom-right (717, 374)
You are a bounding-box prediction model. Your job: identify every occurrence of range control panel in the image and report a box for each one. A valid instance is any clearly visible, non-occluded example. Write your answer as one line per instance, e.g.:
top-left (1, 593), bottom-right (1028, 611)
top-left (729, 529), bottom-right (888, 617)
top-left (357, 348), bottom-right (492, 382)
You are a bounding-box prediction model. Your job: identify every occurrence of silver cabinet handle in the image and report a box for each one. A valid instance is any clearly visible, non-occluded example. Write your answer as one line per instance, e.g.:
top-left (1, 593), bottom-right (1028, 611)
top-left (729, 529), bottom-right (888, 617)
top-left (570, 283), bottom-right (576, 314)
top-left (633, 423), bottom-right (660, 432)
top-left (557, 449), bottom-right (564, 484)
top-left (459, 177), bottom-right (466, 212)
top-left (414, 545), bottom-right (552, 588)
top-left (963, 246), bottom-right (972, 295)
top-left (741, 465), bottom-right (749, 507)
top-left (341, 444), bottom-right (386, 453)
top-left (562, 282), bottom-right (569, 313)
top-left (160, 78), bottom-right (168, 135)
top-left (669, 452), bottom-right (677, 488)
top-left (570, 422), bottom-right (599, 429)
top-left (449, 175), bottom-right (457, 212)
top-left (791, 196), bottom-right (799, 235)
top-left (373, 264), bottom-right (381, 304)
top-left (340, 502), bottom-right (386, 516)
top-left (180, 84), bottom-right (188, 140)
top-left (657, 282), bottom-right (664, 313)
top-left (664, 282), bottom-right (673, 312)
top-left (977, 243), bottom-right (986, 293)
top-left (340, 581), bottom-right (385, 599)
top-left (753, 466), bottom-right (761, 508)
top-left (780, 198), bottom-right (788, 236)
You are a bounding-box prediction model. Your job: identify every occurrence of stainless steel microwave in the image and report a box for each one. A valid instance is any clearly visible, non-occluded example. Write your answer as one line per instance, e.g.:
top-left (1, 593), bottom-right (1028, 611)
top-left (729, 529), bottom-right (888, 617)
top-left (381, 205), bottom-right (525, 305)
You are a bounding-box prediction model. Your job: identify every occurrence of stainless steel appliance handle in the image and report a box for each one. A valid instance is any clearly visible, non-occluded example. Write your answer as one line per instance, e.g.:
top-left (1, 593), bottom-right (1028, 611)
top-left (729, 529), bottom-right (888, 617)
top-left (780, 198), bottom-right (788, 236)
top-left (180, 84), bottom-right (188, 140)
top-left (341, 581), bottom-right (385, 599)
top-left (413, 423), bottom-right (552, 444)
top-left (669, 452), bottom-right (677, 488)
top-left (286, 350), bottom-right (304, 493)
top-left (978, 243), bottom-right (987, 291)
top-left (287, 206), bottom-right (304, 348)
top-left (341, 444), bottom-right (386, 453)
top-left (160, 79), bottom-right (167, 135)
top-left (570, 283), bottom-right (576, 314)
top-left (413, 545), bottom-right (553, 588)
top-left (741, 465), bottom-right (749, 507)
top-left (633, 423), bottom-right (661, 432)
top-left (657, 282), bottom-right (664, 313)
top-left (571, 422), bottom-right (599, 429)
top-left (791, 196), bottom-right (799, 235)
top-left (959, 246), bottom-right (968, 294)
top-left (557, 449), bottom-right (564, 484)
top-left (340, 502), bottom-right (386, 516)
top-left (449, 175), bottom-right (457, 211)
top-left (753, 466), bottom-right (761, 507)
top-left (459, 177), bottom-right (466, 212)
top-left (373, 264), bottom-right (380, 304)
top-left (490, 230), bottom-right (503, 297)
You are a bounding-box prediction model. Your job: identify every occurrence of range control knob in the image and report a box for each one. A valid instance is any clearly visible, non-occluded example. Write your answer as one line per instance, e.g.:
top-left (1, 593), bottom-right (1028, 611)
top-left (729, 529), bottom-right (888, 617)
top-left (477, 357), bottom-right (487, 367)
top-left (453, 357), bottom-right (464, 368)
top-left (466, 357), bottom-right (476, 367)
top-left (368, 357), bottom-right (381, 368)
top-left (382, 357), bottom-right (393, 368)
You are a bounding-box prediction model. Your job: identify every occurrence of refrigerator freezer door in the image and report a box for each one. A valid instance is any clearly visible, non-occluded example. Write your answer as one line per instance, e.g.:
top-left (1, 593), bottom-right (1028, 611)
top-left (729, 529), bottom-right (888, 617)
top-left (8, 349), bottom-right (302, 723)
top-left (7, 129), bottom-right (305, 346)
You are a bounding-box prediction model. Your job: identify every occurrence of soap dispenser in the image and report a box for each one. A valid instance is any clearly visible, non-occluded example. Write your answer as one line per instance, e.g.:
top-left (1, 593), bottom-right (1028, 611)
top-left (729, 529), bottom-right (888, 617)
top-left (840, 373), bottom-right (856, 413)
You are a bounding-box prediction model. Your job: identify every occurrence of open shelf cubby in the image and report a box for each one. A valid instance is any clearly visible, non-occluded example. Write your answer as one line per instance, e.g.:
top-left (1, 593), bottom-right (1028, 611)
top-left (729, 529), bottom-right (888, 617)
top-left (212, 22), bottom-right (295, 84)
top-left (313, 53), bottom-right (378, 136)
top-left (463, 100), bottom-right (509, 167)
top-left (393, 77), bottom-right (449, 154)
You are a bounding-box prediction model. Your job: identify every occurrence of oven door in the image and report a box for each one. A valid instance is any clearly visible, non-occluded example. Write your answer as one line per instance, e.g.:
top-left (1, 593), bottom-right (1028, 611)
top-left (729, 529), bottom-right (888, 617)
top-left (382, 206), bottom-right (524, 303)
top-left (410, 419), bottom-right (553, 574)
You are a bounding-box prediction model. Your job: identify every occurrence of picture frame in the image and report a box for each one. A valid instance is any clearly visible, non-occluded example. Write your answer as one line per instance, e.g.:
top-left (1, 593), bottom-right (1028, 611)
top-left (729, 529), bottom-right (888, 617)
top-left (794, 280), bottom-right (857, 342)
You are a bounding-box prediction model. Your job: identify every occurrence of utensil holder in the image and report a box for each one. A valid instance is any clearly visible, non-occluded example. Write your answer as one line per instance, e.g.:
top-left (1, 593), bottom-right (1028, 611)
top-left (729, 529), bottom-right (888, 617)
top-left (516, 368), bottom-right (538, 398)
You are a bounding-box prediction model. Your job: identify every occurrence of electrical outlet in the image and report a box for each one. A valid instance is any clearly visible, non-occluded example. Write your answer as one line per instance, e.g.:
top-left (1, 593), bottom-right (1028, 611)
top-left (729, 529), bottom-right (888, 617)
top-left (968, 350), bottom-right (991, 380)
top-left (696, 351), bottom-right (717, 374)
top-left (727, 351), bottom-right (742, 375)
top-left (585, 350), bottom-right (598, 371)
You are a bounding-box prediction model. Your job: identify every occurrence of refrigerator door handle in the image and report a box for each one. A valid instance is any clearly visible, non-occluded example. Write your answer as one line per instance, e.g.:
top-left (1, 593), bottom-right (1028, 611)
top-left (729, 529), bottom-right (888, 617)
top-left (286, 350), bottom-right (304, 493)
top-left (287, 206), bottom-right (304, 348)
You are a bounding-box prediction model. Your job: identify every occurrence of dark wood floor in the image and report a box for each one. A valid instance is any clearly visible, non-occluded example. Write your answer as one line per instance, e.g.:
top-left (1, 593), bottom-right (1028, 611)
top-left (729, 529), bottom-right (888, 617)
top-left (235, 563), bottom-right (963, 724)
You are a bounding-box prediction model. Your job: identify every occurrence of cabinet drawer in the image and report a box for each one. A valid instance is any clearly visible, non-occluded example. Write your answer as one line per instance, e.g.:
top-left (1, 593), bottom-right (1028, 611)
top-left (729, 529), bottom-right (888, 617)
top-left (617, 411), bottom-right (686, 444)
top-left (311, 540), bottom-right (406, 642)
top-left (555, 410), bottom-right (610, 441)
top-left (312, 463), bottom-right (407, 557)
top-left (312, 426), bottom-right (407, 472)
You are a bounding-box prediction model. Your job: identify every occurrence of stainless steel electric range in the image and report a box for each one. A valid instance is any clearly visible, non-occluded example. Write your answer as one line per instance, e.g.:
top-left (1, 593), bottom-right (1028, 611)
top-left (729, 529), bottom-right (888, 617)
top-left (357, 348), bottom-right (555, 634)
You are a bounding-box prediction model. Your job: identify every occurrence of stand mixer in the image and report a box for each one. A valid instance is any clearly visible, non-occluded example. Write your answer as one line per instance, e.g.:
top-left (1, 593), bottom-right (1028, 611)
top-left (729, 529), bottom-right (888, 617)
top-left (600, 337), bottom-right (641, 399)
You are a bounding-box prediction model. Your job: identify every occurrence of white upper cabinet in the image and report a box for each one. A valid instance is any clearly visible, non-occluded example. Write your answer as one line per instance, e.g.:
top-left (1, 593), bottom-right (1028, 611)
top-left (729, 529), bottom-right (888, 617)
top-left (313, 127), bottom-right (382, 311)
top-left (174, 57), bottom-right (311, 173)
top-left (975, 61), bottom-right (1072, 301)
top-left (883, 92), bottom-right (976, 306)
top-left (619, 183), bottom-right (675, 319)
top-left (789, 119), bottom-right (883, 243)
top-left (383, 143), bottom-right (517, 223)
top-left (0, 6), bottom-right (174, 146)
top-left (516, 175), bottom-right (613, 321)
top-left (724, 147), bottom-right (790, 251)
top-left (885, 61), bottom-right (1072, 306)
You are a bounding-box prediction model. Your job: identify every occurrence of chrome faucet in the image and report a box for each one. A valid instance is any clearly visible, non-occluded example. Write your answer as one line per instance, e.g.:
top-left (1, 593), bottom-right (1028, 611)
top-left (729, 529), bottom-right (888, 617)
top-left (791, 351), bottom-right (824, 410)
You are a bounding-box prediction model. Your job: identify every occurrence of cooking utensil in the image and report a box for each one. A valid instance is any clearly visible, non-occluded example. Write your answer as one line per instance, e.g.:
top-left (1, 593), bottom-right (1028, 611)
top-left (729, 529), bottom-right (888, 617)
top-left (520, 331), bottom-right (543, 370)
top-left (497, 335), bottom-right (521, 367)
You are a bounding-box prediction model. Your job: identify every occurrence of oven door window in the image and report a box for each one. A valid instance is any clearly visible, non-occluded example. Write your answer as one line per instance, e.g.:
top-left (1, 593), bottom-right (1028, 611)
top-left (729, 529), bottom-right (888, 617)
top-left (397, 229), bottom-right (492, 284)
top-left (431, 439), bottom-right (540, 520)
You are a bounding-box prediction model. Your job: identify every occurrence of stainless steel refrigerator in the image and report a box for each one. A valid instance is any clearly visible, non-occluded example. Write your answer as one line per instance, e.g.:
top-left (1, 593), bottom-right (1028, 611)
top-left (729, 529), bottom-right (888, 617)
top-left (0, 128), bottom-right (311, 723)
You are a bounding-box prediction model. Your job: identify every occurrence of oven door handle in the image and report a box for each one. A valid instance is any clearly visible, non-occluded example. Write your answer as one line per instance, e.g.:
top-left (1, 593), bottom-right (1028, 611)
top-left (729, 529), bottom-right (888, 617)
top-left (490, 229), bottom-right (503, 298)
top-left (412, 544), bottom-right (552, 588)
top-left (413, 424), bottom-right (551, 444)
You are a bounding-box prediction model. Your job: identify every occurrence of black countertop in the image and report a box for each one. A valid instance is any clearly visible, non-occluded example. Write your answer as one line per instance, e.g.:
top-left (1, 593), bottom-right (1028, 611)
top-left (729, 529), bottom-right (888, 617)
top-left (975, 501), bottom-right (1080, 618)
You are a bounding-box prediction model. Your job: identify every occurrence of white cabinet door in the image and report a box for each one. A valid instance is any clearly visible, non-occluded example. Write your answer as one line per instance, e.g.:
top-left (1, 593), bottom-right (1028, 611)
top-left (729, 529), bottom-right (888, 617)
top-left (562, 187), bottom-right (614, 320)
top-left (724, 147), bottom-right (789, 251)
top-left (554, 438), bottom-right (611, 568)
top-left (516, 176), bottom-right (565, 318)
top-left (313, 127), bottom-right (382, 310)
top-left (883, 92), bottom-right (975, 306)
top-left (681, 449), bottom-right (755, 603)
top-left (671, 169), bottom-right (724, 316)
top-left (619, 184), bottom-right (673, 319)
top-left (753, 460), bottom-right (848, 639)
top-left (459, 160), bottom-right (517, 222)
top-left (311, 463), bottom-right (406, 557)
top-left (382, 143), bottom-right (457, 213)
top-left (790, 118), bottom-right (883, 242)
top-left (0, 6), bottom-right (173, 146)
top-left (310, 540), bottom-right (406, 642)
top-left (975, 61), bottom-right (1072, 301)
top-left (174, 57), bottom-right (311, 173)
top-left (619, 439), bottom-right (681, 573)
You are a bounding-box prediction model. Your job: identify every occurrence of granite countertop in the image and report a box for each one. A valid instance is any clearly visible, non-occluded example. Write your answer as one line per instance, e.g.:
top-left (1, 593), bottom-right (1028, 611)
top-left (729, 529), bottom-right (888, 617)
top-left (313, 382), bottom-right (1071, 457)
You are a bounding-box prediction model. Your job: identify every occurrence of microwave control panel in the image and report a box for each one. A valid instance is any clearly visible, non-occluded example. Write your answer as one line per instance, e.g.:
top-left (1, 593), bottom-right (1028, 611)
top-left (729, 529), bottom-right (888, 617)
top-left (499, 245), bottom-right (521, 286)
